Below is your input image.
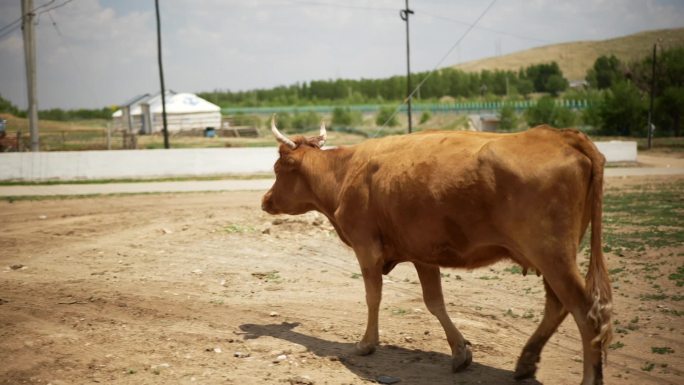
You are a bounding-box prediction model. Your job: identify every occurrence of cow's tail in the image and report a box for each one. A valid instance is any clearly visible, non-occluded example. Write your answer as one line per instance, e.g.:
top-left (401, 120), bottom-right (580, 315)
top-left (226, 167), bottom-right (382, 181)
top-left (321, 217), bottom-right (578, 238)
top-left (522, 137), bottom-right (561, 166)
top-left (578, 133), bottom-right (613, 362)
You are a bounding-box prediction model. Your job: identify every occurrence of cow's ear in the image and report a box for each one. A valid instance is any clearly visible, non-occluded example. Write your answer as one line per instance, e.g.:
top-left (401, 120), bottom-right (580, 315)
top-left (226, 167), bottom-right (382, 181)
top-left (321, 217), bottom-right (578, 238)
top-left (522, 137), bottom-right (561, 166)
top-left (277, 154), bottom-right (300, 171)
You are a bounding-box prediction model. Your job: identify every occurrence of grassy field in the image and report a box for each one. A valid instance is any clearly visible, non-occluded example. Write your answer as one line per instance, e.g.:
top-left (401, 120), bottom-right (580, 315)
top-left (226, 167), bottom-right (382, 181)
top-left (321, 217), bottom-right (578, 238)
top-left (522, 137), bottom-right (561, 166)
top-left (454, 28), bottom-right (684, 80)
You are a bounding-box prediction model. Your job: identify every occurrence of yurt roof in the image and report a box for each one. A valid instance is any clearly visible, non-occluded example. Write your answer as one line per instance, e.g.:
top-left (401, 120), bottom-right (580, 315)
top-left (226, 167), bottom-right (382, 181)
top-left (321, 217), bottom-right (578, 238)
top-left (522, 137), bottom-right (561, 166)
top-left (112, 92), bottom-right (220, 117)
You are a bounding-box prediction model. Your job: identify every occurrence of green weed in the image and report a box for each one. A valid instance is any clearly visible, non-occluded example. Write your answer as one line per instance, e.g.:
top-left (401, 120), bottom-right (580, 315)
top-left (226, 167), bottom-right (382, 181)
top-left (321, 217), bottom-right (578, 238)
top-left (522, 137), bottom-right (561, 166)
top-left (651, 346), bottom-right (674, 354)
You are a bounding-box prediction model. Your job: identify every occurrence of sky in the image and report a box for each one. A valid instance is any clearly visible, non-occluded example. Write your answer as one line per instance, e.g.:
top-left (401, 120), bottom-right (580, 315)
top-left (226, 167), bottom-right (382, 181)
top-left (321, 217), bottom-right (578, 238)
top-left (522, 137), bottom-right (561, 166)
top-left (0, 0), bottom-right (682, 110)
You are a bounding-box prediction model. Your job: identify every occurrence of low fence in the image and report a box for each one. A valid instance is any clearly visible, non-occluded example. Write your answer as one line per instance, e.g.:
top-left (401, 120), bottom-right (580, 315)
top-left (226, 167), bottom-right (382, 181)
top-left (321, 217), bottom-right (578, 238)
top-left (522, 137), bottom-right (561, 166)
top-left (222, 100), bottom-right (590, 116)
top-left (0, 141), bottom-right (636, 182)
top-left (4, 130), bottom-right (140, 152)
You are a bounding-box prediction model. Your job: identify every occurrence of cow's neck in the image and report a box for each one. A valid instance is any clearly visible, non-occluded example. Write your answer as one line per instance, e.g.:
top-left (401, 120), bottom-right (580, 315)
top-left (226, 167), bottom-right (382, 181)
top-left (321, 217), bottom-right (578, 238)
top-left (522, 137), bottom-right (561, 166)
top-left (302, 146), bottom-right (355, 218)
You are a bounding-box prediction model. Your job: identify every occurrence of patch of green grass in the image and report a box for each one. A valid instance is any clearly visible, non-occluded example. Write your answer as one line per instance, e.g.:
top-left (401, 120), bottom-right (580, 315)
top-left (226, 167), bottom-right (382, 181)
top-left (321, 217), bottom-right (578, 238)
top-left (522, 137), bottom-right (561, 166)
top-left (251, 270), bottom-right (281, 282)
top-left (504, 265), bottom-right (523, 274)
top-left (603, 182), bottom-right (684, 251)
top-left (223, 224), bottom-right (255, 233)
top-left (651, 346), bottom-right (674, 354)
top-left (669, 265), bottom-right (684, 287)
top-left (350, 272), bottom-right (361, 279)
top-left (609, 341), bottom-right (625, 350)
top-left (641, 362), bottom-right (656, 372)
top-left (479, 275), bottom-right (499, 280)
top-left (391, 308), bottom-right (408, 316)
top-left (639, 294), bottom-right (668, 301)
top-left (660, 309), bottom-right (683, 317)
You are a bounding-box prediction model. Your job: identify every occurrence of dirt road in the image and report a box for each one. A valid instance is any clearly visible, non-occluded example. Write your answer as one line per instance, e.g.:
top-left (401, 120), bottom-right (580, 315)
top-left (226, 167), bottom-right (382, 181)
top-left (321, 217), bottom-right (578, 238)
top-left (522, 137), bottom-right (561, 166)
top-left (1, 177), bottom-right (682, 385)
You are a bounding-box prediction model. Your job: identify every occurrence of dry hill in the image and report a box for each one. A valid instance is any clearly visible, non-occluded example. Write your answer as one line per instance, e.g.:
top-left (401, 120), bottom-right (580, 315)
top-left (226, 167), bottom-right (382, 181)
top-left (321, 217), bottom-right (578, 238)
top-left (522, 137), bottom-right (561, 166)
top-left (453, 28), bottom-right (684, 80)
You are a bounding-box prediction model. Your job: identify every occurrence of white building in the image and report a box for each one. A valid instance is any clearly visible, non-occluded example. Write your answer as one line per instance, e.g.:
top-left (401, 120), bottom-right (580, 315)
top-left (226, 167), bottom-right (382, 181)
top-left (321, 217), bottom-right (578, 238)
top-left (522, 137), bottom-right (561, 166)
top-left (112, 91), bottom-right (221, 134)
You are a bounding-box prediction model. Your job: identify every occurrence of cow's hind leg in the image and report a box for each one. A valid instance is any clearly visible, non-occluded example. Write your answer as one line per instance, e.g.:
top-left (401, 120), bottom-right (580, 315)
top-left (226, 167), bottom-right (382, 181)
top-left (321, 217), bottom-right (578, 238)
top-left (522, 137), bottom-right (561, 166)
top-left (414, 262), bottom-right (472, 372)
top-left (514, 278), bottom-right (568, 380)
top-left (538, 255), bottom-right (604, 385)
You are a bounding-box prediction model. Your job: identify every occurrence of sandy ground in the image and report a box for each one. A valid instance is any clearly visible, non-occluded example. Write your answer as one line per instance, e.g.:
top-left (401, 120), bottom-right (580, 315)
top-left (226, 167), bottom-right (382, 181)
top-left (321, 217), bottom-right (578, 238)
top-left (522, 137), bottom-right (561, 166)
top-left (1, 177), bottom-right (682, 385)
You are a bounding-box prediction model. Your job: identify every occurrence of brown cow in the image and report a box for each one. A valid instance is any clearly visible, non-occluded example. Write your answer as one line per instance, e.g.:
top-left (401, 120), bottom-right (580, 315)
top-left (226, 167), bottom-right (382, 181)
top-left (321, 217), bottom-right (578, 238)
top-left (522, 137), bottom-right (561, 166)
top-left (261, 117), bottom-right (612, 385)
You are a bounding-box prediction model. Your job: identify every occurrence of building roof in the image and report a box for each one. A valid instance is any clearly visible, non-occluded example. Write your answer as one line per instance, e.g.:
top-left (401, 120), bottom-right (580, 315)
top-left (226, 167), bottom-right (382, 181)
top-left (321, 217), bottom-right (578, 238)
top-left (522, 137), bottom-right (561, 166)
top-left (112, 92), bottom-right (220, 117)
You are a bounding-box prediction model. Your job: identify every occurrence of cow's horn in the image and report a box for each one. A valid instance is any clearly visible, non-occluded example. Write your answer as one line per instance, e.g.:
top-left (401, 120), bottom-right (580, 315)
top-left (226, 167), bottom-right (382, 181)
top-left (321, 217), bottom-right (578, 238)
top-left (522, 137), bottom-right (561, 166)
top-left (318, 120), bottom-right (327, 147)
top-left (271, 115), bottom-right (296, 149)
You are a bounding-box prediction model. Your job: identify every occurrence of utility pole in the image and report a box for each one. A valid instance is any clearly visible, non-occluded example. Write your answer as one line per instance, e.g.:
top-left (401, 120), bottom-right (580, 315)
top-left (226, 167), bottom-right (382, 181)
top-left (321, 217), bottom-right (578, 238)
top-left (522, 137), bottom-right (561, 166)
top-left (21, 0), bottom-right (39, 151)
top-left (400, 0), bottom-right (414, 134)
top-left (646, 42), bottom-right (658, 150)
top-left (155, 0), bottom-right (170, 149)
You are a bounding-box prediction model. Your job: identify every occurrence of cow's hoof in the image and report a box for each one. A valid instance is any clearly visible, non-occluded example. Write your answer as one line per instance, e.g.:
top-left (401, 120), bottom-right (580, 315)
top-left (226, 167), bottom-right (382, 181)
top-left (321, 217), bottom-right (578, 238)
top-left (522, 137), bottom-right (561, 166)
top-left (452, 345), bottom-right (472, 372)
top-left (513, 352), bottom-right (538, 380)
top-left (354, 341), bottom-right (376, 356)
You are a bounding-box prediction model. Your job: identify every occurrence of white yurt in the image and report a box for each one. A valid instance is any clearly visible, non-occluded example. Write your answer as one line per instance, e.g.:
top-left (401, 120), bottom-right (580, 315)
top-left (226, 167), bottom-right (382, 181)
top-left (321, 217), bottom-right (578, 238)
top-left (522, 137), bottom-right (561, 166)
top-left (113, 91), bottom-right (221, 134)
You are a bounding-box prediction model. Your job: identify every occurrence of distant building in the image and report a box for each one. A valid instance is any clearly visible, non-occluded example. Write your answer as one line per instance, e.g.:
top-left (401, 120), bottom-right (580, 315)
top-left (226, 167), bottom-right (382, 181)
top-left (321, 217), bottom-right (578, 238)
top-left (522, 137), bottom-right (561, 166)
top-left (112, 91), bottom-right (221, 134)
top-left (569, 79), bottom-right (589, 90)
top-left (468, 114), bottom-right (500, 132)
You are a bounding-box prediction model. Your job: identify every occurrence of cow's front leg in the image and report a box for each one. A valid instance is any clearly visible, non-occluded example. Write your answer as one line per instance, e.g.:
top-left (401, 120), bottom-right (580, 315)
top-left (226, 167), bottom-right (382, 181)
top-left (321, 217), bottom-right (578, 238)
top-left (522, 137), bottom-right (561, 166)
top-left (414, 262), bottom-right (472, 372)
top-left (355, 263), bottom-right (383, 355)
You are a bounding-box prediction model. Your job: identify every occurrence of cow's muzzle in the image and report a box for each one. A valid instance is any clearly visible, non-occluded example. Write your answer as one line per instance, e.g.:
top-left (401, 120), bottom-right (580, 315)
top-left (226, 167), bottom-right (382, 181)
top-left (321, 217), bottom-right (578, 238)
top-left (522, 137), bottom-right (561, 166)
top-left (261, 190), bottom-right (277, 214)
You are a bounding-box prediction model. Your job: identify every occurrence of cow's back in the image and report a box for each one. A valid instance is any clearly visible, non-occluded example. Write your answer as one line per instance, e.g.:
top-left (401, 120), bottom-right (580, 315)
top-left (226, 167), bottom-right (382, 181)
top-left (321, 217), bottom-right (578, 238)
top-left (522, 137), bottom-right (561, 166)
top-left (341, 126), bottom-right (594, 268)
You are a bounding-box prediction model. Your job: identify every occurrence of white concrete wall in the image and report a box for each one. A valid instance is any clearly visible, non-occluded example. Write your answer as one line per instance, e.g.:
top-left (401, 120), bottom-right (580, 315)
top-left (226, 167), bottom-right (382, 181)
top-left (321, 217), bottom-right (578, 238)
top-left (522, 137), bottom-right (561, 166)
top-left (594, 141), bottom-right (638, 163)
top-left (0, 141), bottom-right (638, 181)
top-left (0, 148), bottom-right (278, 181)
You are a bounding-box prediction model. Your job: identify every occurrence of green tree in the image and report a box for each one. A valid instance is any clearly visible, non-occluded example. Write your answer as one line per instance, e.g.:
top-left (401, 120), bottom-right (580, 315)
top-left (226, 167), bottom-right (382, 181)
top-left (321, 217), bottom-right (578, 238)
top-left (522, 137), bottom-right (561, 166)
top-left (553, 106), bottom-right (577, 128)
top-left (0, 94), bottom-right (19, 115)
top-left (419, 111), bottom-right (431, 125)
top-left (525, 62), bottom-right (566, 93)
top-left (525, 97), bottom-right (556, 126)
top-left (598, 81), bottom-right (646, 136)
top-left (290, 111), bottom-right (322, 133)
top-left (545, 74), bottom-right (569, 96)
top-left (376, 106), bottom-right (398, 127)
top-left (516, 79), bottom-right (534, 97)
top-left (498, 104), bottom-right (518, 131)
top-left (586, 55), bottom-right (623, 89)
top-left (656, 86), bottom-right (684, 137)
top-left (525, 96), bottom-right (577, 128)
top-left (332, 107), bottom-right (361, 127)
top-left (580, 90), bottom-right (604, 129)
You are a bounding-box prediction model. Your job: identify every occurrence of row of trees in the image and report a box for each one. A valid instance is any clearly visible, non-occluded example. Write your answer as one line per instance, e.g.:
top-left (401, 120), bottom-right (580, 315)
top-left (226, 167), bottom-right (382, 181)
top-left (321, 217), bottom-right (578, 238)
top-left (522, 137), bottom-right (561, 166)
top-left (0, 95), bottom-right (114, 121)
top-left (199, 62), bottom-right (568, 107)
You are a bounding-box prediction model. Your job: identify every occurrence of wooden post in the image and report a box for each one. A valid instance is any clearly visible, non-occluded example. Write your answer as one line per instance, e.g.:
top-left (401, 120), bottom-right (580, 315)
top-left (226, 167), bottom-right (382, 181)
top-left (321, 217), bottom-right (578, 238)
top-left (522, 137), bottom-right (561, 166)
top-left (106, 123), bottom-right (111, 150)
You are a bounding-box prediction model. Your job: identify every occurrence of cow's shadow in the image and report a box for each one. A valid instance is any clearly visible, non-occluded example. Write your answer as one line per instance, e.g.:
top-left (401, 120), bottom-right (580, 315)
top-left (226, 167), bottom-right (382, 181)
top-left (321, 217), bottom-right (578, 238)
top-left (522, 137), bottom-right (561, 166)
top-left (239, 322), bottom-right (541, 385)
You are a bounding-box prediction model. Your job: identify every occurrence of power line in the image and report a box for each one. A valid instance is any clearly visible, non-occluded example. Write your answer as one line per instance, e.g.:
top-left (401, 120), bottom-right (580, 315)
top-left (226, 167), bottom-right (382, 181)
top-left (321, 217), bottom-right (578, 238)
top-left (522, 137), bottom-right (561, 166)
top-left (33, 0), bottom-right (57, 13)
top-left (0, 18), bottom-right (22, 35)
top-left (0, 21), bottom-right (22, 40)
top-left (36, 0), bottom-right (75, 16)
top-left (0, 0), bottom-right (72, 39)
top-left (374, 0), bottom-right (499, 136)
